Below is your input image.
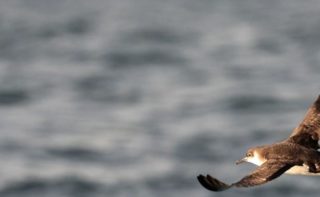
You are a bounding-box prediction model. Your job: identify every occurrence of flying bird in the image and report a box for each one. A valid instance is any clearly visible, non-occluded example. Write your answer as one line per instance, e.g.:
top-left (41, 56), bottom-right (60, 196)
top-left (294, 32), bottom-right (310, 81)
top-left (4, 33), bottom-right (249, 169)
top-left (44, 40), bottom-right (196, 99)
top-left (197, 95), bottom-right (320, 192)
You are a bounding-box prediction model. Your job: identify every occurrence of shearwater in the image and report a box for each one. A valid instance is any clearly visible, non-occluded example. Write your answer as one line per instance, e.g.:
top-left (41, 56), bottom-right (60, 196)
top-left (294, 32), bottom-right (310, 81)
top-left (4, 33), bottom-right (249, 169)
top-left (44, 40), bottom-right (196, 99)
top-left (197, 95), bottom-right (320, 192)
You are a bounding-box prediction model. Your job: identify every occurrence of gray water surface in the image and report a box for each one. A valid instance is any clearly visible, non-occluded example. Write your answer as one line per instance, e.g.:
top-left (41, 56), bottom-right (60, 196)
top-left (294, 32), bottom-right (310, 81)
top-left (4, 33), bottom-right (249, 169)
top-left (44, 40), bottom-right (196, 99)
top-left (0, 1), bottom-right (320, 197)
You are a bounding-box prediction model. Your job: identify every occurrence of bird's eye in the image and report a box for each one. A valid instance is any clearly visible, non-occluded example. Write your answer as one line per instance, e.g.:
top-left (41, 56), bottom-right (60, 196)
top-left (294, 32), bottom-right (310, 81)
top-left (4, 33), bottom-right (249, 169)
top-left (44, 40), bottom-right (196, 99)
top-left (246, 153), bottom-right (252, 157)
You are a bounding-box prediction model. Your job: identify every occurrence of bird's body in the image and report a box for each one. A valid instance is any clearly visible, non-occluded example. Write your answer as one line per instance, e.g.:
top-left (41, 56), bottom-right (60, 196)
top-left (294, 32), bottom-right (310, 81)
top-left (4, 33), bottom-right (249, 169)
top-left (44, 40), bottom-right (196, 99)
top-left (198, 95), bottom-right (320, 191)
top-left (244, 142), bottom-right (320, 175)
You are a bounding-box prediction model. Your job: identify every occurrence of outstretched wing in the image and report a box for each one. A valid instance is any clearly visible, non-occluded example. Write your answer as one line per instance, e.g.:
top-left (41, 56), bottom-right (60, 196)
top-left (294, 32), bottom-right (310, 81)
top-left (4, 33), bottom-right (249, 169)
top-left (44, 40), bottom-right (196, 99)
top-left (234, 160), bottom-right (294, 187)
top-left (197, 160), bottom-right (295, 192)
top-left (287, 95), bottom-right (320, 150)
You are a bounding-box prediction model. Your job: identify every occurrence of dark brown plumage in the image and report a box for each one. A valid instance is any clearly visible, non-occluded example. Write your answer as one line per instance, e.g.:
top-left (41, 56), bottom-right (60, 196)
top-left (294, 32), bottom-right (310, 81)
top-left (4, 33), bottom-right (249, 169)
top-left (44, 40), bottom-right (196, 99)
top-left (198, 95), bottom-right (320, 192)
top-left (288, 95), bottom-right (320, 150)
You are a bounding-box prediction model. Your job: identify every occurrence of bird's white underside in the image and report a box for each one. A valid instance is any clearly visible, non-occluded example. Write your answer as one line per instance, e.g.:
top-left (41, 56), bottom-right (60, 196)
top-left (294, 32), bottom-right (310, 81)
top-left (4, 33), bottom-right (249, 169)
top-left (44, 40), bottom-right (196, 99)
top-left (285, 165), bottom-right (320, 176)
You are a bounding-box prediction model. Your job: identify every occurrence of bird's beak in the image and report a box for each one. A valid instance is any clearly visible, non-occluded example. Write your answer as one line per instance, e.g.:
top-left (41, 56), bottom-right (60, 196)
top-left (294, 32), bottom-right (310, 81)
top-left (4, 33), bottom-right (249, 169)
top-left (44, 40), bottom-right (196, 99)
top-left (236, 157), bottom-right (247, 165)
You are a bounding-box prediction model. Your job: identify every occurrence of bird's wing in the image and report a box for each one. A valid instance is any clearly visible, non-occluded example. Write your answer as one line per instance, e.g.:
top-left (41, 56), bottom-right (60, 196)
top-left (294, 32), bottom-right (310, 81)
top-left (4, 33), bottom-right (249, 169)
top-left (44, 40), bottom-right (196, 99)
top-left (234, 160), bottom-right (295, 187)
top-left (197, 160), bottom-right (295, 192)
top-left (287, 95), bottom-right (320, 150)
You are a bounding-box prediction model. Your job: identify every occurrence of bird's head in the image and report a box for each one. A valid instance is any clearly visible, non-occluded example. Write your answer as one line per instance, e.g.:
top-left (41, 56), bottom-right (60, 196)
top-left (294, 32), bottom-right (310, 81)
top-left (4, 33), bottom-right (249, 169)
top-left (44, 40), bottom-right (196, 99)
top-left (236, 147), bottom-right (267, 166)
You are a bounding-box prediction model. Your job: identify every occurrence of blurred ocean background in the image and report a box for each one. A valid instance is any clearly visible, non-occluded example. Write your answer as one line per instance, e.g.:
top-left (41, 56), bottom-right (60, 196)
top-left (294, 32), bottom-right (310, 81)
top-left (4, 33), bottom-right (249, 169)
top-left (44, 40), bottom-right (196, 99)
top-left (0, 0), bottom-right (320, 197)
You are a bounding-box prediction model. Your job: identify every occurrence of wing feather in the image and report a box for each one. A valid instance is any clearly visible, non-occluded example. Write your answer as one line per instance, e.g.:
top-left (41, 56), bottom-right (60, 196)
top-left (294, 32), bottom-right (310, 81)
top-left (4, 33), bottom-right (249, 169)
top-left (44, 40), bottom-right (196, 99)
top-left (197, 160), bottom-right (295, 192)
top-left (287, 95), bottom-right (320, 150)
top-left (234, 160), bottom-right (294, 187)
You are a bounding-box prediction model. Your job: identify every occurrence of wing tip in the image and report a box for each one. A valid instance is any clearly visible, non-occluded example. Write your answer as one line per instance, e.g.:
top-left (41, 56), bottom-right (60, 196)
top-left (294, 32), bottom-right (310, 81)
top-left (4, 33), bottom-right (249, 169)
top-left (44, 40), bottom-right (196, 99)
top-left (315, 95), bottom-right (320, 105)
top-left (197, 174), bottom-right (231, 192)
